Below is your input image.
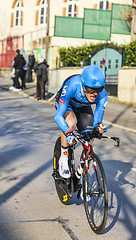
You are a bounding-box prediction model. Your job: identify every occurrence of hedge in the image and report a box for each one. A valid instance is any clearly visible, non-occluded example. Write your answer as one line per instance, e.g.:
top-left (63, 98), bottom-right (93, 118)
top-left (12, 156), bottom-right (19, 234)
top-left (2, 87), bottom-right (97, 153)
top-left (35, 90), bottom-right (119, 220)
top-left (59, 41), bottom-right (136, 67)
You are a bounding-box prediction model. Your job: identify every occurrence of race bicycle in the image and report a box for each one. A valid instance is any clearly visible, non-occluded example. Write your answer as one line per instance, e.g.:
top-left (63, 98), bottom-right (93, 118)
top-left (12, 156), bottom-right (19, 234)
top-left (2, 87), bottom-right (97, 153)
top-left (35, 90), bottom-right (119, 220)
top-left (52, 128), bottom-right (120, 234)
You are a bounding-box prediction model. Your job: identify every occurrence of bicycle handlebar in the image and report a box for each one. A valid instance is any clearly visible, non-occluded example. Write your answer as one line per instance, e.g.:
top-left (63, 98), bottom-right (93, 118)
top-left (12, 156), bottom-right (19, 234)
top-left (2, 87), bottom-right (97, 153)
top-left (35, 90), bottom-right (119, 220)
top-left (73, 127), bottom-right (120, 147)
top-left (102, 136), bottom-right (120, 147)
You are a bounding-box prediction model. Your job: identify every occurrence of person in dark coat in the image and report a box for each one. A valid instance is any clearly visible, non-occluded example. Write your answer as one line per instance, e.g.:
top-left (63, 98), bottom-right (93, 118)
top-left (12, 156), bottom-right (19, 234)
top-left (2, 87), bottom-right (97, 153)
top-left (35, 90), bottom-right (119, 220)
top-left (20, 48), bottom-right (28, 89)
top-left (33, 54), bottom-right (48, 100)
top-left (33, 61), bottom-right (41, 99)
top-left (26, 51), bottom-right (35, 82)
top-left (14, 49), bottom-right (26, 89)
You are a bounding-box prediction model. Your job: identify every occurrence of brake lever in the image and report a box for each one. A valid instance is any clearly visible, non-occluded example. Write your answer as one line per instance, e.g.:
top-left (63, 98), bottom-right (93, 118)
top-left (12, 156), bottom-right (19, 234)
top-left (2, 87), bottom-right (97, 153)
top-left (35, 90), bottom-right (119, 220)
top-left (72, 138), bottom-right (78, 149)
top-left (90, 127), bottom-right (97, 139)
top-left (112, 137), bottom-right (120, 147)
top-left (115, 137), bottom-right (120, 147)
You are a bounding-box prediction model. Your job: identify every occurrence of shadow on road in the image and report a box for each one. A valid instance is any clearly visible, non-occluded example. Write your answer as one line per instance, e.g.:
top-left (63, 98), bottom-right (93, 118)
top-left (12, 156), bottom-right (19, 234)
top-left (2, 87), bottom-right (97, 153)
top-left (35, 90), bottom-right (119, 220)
top-left (103, 159), bottom-right (136, 240)
top-left (0, 157), bottom-right (52, 206)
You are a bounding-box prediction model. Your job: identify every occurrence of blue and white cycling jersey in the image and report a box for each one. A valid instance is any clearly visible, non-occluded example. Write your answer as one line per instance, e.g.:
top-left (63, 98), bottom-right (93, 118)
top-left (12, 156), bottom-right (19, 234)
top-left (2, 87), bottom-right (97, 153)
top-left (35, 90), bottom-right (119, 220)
top-left (54, 75), bottom-right (108, 135)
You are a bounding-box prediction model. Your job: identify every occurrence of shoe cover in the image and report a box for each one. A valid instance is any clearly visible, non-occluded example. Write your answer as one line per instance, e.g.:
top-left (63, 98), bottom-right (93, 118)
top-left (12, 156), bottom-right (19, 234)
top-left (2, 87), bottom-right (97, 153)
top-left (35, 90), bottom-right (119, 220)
top-left (59, 157), bottom-right (71, 178)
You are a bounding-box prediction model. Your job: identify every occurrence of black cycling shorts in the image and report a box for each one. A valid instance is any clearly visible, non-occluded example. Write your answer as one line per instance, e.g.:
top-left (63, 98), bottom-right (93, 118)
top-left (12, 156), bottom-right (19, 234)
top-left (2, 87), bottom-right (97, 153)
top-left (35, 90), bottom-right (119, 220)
top-left (68, 105), bottom-right (94, 132)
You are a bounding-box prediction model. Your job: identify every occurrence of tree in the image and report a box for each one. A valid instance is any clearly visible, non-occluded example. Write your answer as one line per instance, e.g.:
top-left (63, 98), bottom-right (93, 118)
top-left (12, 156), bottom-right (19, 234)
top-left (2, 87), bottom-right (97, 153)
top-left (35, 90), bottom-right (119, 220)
top-left (131, 0), bottom-right (136, 40)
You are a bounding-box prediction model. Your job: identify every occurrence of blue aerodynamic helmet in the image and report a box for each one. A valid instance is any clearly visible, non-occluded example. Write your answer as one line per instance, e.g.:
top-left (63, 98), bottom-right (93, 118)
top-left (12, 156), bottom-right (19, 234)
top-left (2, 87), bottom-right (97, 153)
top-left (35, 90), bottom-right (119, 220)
top-left (81, 65), bottom-right (105, 93)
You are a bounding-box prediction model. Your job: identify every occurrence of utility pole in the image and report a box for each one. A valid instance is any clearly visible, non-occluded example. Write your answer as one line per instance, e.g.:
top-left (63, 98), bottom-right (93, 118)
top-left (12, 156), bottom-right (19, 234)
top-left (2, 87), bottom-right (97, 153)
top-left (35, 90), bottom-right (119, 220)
top-left (46, 0), bottom-right (50, 61)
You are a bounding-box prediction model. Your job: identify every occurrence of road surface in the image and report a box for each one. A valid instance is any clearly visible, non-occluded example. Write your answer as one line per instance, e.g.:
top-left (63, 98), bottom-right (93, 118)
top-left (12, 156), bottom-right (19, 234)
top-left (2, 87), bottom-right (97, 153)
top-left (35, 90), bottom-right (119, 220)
top-left (0, 89), bottom-right (136, 240)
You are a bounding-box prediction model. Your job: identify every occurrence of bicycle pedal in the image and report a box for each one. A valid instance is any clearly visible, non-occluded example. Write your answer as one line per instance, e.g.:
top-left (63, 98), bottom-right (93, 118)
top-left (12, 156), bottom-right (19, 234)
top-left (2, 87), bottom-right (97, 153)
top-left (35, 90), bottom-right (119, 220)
top-left (74, 183), bottom-right (82, 193)
top-left (52, 172), bottom-right (61, 182)
top-left (52, 172), bottom-right (56, 179)
top-left (77, 185), bottom-right (82, 199)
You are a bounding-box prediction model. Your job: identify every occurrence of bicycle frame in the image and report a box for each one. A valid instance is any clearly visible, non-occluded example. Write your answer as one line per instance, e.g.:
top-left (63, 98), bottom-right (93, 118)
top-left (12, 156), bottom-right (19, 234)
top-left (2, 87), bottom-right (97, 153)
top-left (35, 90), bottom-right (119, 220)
top-left (72, 128), bottom-right (120, 195)
top-left (72, 128), bottom-right (120, 173)
top-left (78, 140), bottom-right (102, 193)
top-left (53, 128), bottom-right (120, 233)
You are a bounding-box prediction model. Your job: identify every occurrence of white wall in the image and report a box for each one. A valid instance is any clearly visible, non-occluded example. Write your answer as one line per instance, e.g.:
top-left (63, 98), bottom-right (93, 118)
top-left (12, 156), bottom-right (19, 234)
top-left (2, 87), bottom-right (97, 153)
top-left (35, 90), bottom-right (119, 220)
top-left (0, 0), bottom-right (13, 39)
top-left (48, 66), bottom-right (136, 105)
top-left (93, 0), bottom-right (132, 6)
top-left (10, 0), bottom-right (38, 37)
top-left (118, 67), bottom-right (136, 104)
top-left (111, 34), bottom-right (131, 44)
top-left (48, 67), bottom-right (83, 93)
top-left (50, 36), bottom-right (103, 48)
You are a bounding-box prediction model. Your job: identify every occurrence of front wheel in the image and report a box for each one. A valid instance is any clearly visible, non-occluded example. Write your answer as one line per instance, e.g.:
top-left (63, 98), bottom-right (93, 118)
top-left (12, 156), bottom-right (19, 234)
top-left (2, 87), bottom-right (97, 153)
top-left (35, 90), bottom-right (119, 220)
top-left (83, 152), bottom-right (108, 234)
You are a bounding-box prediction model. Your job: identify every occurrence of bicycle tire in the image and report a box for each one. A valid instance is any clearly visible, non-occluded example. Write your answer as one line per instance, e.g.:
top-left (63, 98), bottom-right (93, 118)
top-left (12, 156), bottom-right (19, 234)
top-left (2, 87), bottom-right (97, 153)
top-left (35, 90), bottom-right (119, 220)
top-left (83, 152), bottom-right (108, 234)
top-left (53, 137), bottom-right (74, 205)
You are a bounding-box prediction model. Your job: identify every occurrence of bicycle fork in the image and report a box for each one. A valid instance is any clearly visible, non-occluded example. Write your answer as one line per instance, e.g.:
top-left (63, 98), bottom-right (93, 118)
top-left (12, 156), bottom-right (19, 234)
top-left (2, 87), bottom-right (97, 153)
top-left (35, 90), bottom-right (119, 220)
top-left (82, 147), bottom-right (102, 197)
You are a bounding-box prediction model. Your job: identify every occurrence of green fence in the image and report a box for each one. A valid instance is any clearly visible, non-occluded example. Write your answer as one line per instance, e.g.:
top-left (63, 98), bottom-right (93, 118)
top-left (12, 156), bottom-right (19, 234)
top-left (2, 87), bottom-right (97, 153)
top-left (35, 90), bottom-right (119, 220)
top-left (111, 4), bottom-right (131, 34)
top-left (54, 3), bottom-right (131, 40)
top-left (54, 16), bottom-right (83, 38)
top-left (83, 8), bottom-right (111, 40)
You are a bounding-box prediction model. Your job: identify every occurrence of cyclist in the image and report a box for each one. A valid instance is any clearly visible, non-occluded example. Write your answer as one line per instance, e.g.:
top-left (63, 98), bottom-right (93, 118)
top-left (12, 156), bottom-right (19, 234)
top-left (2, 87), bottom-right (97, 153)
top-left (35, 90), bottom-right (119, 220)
top-left (54, 65), bottom-right (108, 185)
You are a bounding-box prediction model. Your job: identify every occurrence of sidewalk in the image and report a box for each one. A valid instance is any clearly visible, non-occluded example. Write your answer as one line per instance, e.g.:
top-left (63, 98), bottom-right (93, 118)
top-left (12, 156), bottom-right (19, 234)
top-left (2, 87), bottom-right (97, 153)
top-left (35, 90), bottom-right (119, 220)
top-left (0, 77), bottom-right (136, 134)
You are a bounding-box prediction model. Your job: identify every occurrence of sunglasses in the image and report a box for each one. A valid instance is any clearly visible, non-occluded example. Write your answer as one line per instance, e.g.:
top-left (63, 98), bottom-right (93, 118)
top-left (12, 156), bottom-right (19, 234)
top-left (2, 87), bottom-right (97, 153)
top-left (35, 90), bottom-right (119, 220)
top-left (85, 86), bottom-right (104, 94)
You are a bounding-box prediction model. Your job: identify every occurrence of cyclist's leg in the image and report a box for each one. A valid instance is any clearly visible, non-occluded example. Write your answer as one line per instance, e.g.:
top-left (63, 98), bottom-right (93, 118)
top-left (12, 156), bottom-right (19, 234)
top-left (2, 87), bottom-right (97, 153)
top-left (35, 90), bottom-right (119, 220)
top-left (59, 108), bottom-right (77, 178)
top-left (75, 105), bottom-right (94, 132)
top-left (73, 106), bottom-right (94, 190)
top-left (76, 105), bottom-right (94, 148)
top-left (61, 110), bottom-right (77, 147)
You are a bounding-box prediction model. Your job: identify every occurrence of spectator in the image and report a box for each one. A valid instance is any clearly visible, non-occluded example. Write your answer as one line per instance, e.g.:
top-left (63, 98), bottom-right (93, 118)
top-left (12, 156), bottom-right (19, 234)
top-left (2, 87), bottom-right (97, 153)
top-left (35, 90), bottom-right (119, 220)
top-left (14, 49), bottom-right (26, 90)
top-left (33, 54), bottom-right (49, 100)
top-left (33, 60), bottom-right (41, 100)
top-left (20, 48), bottom-right (28, 90)
top-left (9, 61), bottom-right (16, 91)
top-left (26, 51), bottom-right (35, 82)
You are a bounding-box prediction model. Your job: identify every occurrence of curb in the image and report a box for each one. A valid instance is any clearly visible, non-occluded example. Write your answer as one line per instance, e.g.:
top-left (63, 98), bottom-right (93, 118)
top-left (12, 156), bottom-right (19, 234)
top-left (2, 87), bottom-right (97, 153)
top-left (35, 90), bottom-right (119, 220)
top-left (104, 120), bottom-right (136, 134)
top-left (1, 85), bottom-right (136, 134)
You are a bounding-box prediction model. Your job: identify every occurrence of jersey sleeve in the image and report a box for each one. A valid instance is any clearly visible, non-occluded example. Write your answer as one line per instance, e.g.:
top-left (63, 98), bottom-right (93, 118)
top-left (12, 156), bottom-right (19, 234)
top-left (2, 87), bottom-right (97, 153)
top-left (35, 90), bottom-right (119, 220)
top-left (54, 78), bottom-right (77, 135)
top-left (93, 89), bottom-right (108, 128)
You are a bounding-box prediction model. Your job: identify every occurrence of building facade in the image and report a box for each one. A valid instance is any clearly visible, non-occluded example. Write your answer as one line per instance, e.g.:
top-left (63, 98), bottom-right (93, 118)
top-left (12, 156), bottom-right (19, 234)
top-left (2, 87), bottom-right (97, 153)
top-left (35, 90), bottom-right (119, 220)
top-left (0, 0), bottom-right (132, 68)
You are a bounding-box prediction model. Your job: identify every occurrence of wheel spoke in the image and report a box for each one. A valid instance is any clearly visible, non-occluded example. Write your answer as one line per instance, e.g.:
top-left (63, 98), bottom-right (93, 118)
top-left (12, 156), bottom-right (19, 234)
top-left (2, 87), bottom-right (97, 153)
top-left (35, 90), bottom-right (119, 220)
top-left (83, 154), bottom-right (108, 234)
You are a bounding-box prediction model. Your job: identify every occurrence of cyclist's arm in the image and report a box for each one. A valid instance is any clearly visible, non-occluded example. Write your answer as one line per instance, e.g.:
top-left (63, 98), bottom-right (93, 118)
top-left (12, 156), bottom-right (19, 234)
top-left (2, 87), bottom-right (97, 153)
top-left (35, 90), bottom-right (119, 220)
top-left (93, 89), bottom-right (108, 129)
top-left (54, 81), bottom-right (77, 135)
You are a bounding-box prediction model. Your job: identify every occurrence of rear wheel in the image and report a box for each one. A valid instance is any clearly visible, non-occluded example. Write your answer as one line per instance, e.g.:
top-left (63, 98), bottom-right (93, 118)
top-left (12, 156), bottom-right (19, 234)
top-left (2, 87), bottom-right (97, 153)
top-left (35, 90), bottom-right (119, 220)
top-left (83, 152), bottom-right (108, 234)
top-left (53, 137), bottom-right (74, 205)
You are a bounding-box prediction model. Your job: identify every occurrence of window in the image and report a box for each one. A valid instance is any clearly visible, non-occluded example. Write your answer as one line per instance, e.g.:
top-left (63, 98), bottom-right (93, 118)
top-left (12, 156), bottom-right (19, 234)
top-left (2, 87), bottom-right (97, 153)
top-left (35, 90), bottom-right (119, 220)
top-left (99, 0), bottom-right (109, 10)
top-left (106, 1), bottom-right (109, 10)
top-left (39, 0), bottom-right (48, 25)
top-left (14, 0), bottom-right (23, 27)
top-left (115, 59), bottom-right (119, 68)
top-left (67, 0), bottom-right (77, 17)
top-left (100, 1), bottom-right (103, 9)
top-left (108, 59), bottom-right (111, 69)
